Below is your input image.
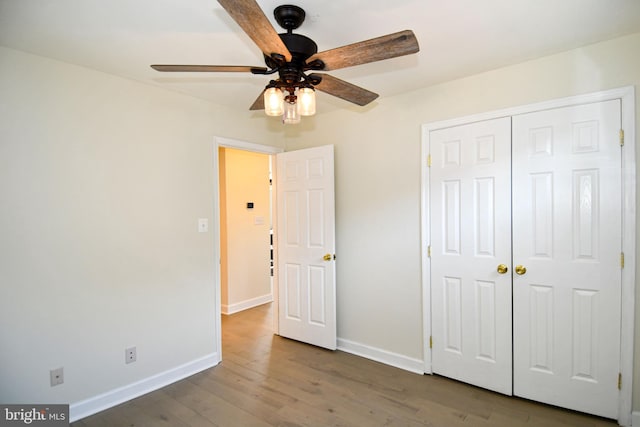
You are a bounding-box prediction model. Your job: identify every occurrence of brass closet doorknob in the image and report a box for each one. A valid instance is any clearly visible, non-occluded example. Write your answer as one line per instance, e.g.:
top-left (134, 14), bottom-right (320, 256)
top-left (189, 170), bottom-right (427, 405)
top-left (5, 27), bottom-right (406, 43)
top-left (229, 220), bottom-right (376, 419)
top-left (497, 264), bottom-right (508, 274)
top-left (515, 265), bottom-right (527, 275)
top-left (323, 254), bottom-right (332, 261)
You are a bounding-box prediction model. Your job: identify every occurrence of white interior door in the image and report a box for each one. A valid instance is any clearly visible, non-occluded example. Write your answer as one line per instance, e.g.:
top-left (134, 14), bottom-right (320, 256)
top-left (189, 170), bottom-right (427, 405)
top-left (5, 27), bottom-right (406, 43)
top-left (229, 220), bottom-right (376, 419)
top-left (276, 145), bottom-right (336, 350)
top-left (430, 117), bottom-right (513, 394)
top-left (512, 100), bottom-right (622, 418)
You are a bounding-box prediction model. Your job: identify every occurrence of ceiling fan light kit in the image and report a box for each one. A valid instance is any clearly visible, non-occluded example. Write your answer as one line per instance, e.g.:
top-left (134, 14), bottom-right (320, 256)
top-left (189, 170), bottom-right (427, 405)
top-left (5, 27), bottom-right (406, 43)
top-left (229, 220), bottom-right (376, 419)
top-left (151, 1), bottom-right (420, 125)
top-left (282, 96), bottom-right (301, 124)
top-left (297, 87), bottom-right (316, 116)
top-left (264, 87), bottom-right (285, 116)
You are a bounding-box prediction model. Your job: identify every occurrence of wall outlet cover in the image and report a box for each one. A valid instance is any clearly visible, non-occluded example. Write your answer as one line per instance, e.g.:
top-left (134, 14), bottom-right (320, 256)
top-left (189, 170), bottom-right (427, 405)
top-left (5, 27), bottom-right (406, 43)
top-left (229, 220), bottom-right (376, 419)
top-left (50, 367), bottom-right (64, 387)
top-left (125, 347), bottom-right (137, 364)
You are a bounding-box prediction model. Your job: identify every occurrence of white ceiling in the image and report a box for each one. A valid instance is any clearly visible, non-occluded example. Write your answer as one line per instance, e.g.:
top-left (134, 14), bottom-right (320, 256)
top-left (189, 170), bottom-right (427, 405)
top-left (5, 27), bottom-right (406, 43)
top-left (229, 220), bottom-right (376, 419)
top-left (2, 0), bottom-right (640, 114)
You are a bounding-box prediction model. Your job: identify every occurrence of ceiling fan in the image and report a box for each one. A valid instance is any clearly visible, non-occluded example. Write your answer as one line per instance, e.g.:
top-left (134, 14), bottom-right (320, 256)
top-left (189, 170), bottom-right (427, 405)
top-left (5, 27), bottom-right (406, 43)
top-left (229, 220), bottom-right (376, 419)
top-left (151, 0), bottom-right (420, 124)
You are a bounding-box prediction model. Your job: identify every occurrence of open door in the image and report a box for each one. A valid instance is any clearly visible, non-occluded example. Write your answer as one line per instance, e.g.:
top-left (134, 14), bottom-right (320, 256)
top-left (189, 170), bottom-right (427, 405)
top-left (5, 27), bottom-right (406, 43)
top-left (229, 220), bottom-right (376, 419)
top-left (276, 145), bottom-right (336, 350)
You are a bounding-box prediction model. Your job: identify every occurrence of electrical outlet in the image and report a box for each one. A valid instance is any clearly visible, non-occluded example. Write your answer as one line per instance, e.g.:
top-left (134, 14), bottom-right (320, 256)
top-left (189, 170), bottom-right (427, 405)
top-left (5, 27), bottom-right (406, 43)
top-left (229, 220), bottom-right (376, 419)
top-left (50, 367), bottom-right (64, 387)
top-left (125, 347), bottom-right (137, 364)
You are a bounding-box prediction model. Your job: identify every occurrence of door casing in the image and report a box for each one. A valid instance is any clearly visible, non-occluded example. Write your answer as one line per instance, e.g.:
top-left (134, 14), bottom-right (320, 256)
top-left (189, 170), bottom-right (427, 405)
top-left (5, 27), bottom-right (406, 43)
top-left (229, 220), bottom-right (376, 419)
top-left (421, 86), bottom-right (636, 426)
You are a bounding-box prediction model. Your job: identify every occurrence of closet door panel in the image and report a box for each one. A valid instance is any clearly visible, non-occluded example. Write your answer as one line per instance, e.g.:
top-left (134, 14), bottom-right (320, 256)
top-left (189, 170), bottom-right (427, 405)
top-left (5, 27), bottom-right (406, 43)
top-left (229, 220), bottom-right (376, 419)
top-left (512, 100), bottom-right (622, 419)
top-left (430, 117), bottom-right (513, 395)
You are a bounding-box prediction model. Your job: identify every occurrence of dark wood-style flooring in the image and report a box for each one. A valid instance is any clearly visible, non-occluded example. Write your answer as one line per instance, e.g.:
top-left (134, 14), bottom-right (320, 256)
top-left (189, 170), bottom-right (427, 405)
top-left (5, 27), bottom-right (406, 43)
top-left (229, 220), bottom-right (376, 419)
top-left (72, 303), bottom-right (617, 426)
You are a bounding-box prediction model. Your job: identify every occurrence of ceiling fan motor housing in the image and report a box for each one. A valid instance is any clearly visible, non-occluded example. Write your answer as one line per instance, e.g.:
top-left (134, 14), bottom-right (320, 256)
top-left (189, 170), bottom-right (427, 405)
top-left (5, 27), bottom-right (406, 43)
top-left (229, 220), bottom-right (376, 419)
top-left (269, 4), bottom-right (325, 86)
top-left (279, 33), bottom-right (317, 62)
top-left (264, 32), bottom-right (320, 85)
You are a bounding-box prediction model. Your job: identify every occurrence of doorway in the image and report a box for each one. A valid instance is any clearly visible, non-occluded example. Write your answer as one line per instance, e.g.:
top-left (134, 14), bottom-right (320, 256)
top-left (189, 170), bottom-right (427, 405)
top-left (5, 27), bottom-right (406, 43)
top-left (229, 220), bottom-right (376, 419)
top-left (213, 137), bottom-right (284, 360)
top-left (213, 139), bottom-right (338, 358)
top-left (218, 146), bottom-right (273, 315)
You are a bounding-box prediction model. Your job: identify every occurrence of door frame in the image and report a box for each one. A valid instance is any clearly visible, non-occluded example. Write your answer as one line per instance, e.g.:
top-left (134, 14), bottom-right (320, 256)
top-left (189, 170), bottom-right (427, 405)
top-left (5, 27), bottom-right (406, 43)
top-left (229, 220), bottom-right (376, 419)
top-left (213, 136), bottom-right (284, 361)
top-left (420, 86), bottom-right (636, 425)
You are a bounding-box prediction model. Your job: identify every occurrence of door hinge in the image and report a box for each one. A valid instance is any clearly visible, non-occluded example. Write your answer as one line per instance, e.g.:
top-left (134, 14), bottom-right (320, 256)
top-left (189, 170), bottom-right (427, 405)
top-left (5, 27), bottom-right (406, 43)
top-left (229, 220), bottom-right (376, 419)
top-left (427, 245), bottom-right (431, 258)
top-left (618, 372), bottom-right (622, 390)
top-left (621, 252), bottom-right (625, 269)
top-left (620, 129), bottom-right (625, 146)
top-left (427, 154), bottom-right (432, 167)
top-left (429, 336), bottom-right (433, 349)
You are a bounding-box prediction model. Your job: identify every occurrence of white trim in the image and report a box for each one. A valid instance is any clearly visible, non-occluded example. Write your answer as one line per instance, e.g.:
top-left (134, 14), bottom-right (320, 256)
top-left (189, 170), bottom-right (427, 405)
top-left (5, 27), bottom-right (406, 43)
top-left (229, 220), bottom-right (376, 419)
top-left (270, 154), bottom-right (281, 336)
top-left (212, 142), bottom-right (223, 362)
top-left (619, 86), bottom-right (636, 427)
top-left (215, 136), bottom-right (284, 155)
top-left (337, 338), bottom-right (424, 375)
top-left (213, 136), bottom-right (284, 359)
top-left (420, 86), bottom-right (635, 426)
top-left (421, 86), bottom-right (635, 132)
top-left (69, 353), bottom-right (219, 422)
top-left (420, 125), bottom-right (432, 374)
top-left (221, 293), bottom-right (273, 315)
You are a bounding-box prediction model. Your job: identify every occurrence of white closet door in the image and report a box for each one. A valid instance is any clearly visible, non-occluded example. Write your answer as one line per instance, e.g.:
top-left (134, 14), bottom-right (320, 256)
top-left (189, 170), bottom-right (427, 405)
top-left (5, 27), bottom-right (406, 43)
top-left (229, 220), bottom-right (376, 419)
top-left (512, 100), bottom-right (622, 418)
top-left (430, 117), bottom-right (513, 394)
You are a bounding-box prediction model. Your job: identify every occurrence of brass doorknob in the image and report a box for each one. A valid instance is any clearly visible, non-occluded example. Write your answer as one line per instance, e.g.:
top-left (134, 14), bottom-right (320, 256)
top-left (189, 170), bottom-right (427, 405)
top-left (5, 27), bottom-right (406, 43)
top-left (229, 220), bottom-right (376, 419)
top-left (515, 265), bottom-right (527, 275)
top-left (497, 264), bottom-right (508, 274)
top-left (323, 254), bottom-right (332, 261)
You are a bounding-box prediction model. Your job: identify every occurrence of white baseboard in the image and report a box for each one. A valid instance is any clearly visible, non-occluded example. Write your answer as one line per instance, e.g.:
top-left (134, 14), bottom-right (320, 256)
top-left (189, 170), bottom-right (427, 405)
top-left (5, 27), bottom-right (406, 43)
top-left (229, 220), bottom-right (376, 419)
top-left (222, 293), bottom-right (273, 315)
top-left (630, 411), bottom-right (640, 427)
top-left (337, 338), bottom-right (424, 375)
top-left (69, 352), bottom-right (220, 422)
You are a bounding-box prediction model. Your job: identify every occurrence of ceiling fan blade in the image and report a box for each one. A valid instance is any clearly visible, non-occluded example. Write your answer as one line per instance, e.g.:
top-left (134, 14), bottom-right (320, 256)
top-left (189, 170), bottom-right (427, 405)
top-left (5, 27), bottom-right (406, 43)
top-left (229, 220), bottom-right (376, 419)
top-left (250, 89), bottom-right (265, 110)
top-left (217, 0), bottom-right (292, 62)
top-left (151, 65), bottom-right (267, 73)
top-left (310, 74), bottom-right (379, 106)
top-left (308, 30), bottom-right (419, 71)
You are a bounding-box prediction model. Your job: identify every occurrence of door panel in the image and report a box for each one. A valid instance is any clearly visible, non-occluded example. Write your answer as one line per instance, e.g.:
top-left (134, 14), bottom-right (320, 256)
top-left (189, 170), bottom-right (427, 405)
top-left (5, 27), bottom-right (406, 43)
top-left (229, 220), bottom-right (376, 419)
top-left (430, 117), bottom-right (513, 395)
top-left (276, 145), bottom-right (336, 350)
top-left (512, 100), bottom-right (621, 418)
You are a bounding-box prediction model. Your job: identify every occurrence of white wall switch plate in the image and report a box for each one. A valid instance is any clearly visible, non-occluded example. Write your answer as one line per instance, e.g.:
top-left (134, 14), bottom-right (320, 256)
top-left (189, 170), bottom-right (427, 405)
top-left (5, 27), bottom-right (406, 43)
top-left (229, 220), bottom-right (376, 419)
top-left (198, 218), bottom-right (208, 233)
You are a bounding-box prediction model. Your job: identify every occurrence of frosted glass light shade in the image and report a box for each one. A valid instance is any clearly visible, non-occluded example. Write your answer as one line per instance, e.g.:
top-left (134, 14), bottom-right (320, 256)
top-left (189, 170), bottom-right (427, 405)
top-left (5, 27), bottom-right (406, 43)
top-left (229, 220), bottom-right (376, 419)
top-left (264, 87), bottom-right (284, 116)
top-left (297, 87), bottom-right (316, 116)
top-left (282, 99), bottom-right (300, 124)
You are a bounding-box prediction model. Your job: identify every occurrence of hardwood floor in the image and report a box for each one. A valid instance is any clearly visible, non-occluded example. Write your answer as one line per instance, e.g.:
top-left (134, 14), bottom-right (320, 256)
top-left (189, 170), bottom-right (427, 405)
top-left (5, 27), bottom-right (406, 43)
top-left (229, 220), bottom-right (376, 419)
top-left (73, 303), bottom-right (617, 426)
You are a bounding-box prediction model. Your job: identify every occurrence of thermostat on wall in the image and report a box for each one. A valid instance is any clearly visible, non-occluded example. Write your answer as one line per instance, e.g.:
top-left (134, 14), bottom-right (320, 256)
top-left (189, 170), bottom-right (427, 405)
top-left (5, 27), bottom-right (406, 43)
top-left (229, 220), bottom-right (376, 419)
top-left (247, 202), bottom-right (254, 209)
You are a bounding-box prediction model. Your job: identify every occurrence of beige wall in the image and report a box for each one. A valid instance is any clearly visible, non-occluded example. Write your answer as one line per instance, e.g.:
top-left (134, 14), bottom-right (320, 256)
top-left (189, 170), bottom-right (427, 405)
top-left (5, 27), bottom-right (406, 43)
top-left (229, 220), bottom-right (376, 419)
top-left (218, 147), bottom-right (271, 313)
top-left (282, 32), bottom-right (640, 410)
top-left (0, 46), bottom-right (281, 406)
